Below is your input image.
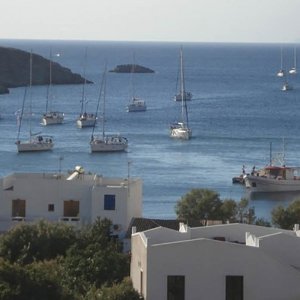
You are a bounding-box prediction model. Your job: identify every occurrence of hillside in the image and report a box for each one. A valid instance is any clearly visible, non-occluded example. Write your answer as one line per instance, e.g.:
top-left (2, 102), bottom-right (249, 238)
top-left (0, 47), bottom-right (91, 94)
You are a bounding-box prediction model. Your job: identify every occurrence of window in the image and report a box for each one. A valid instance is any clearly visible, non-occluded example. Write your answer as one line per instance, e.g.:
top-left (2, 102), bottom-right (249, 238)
top-left (104, 194), bottom-right (116, 210)
top-left (226, 276), bottom-right (243, 300)
top-left (64, 200), bottom-right (79, 217)
top-left (12, 199), bottom-right (26, 217)
top-left (48, 204), bottom-right (55, 212)
top-left (167, 275), bottom-right (185, 300)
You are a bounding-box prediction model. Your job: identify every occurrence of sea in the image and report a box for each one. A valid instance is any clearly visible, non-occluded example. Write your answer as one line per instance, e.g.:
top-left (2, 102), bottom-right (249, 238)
top-left (1, 39), bottom-right (300, 221)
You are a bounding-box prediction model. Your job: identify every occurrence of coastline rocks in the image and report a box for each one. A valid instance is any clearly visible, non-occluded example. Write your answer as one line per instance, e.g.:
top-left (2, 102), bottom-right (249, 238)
top-left (109, 64), bottom-right (154, 73)
top-left (0, 47), bottom-right (92, 93)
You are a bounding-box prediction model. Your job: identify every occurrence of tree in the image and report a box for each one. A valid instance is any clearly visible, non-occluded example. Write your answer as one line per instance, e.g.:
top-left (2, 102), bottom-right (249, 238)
top-left (85, 277), bottom-right (140, 300)
top-left (220, 199), bottom-right (237, 223)
top-left (0, 220), bottom-right (77, 265)
top-left (175, 189), bottom-right (223, 222)
top-left (0, 258), bottom-right (73, 300)
top-left (63, 218), bottom-right (130, 294)
top-left (272, 199), bottom-right (300, 229)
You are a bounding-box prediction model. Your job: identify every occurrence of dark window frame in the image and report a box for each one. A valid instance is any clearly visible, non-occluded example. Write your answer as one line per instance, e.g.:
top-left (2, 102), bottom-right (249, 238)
top-left (167, 275), bottom-right (185, 300)
top-left (104, 194), bottom-right (116, 210)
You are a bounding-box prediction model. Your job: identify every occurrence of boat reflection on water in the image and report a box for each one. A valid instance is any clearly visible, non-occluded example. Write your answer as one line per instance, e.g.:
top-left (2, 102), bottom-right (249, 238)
top-left (248, 190), bottom-right (300, 202)
top-left (244, 190), bottom-right (300, 220)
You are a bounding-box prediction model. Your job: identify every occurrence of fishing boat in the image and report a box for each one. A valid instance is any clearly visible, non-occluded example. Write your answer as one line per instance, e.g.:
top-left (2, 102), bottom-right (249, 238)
top-left (77, 49), bottom-right (97, 128)
top-left (244, 141), bottom-right (300, 193)
top-left (90, 65), bottom-right (128, 152)
top-left (41, 49), bottom-right (64, 125)
top-left (170, 48), bottom-right (192, 140)
top-left (126, 55), bottom-right (147, 112)
top-left (16, 52), bottom-right (54, 152)
top-left (277, 46), bottom-right (285, 77)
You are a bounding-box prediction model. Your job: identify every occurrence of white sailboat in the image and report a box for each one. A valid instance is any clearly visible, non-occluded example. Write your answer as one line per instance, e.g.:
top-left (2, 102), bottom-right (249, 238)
top-left (16, 51), bottom-right (54, 152)
top-left (170, 48), bottom-right (192, 140)
top-left (126, 55), bottom-right (147, 112)
top-left (77, 49), bottom-right (97, 128)
top-left (277, 46), bottom-right (285, 77)
top-left (90, 65), bottom-right (128, 152)
top-left (41, 49), bottom-right (64, 125)
top-left (289, 46), bottom-right (297, 75)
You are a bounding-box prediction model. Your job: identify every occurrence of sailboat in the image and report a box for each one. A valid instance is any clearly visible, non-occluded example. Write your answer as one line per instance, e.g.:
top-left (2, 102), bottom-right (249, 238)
top-left (41, 49), bottom-right (64, 125)
top-left (90, 64), bottom-right (128, 152)
top-left (289, 46), bottom-right (297, 75)
top-left (77, 49), bottom-right (97, 128)
top-left (277, 46), bottom-right (285, 77)
top-left (174, 50), bottom-right (192, 101)
top-left (170, 48), bottom-right (192, 140)
top-left (281, 71), bottom-right (293, 91)
top-left (126, 54), bottom-right (147, 112)
top-left (16, 51), bottom-right (54, 152)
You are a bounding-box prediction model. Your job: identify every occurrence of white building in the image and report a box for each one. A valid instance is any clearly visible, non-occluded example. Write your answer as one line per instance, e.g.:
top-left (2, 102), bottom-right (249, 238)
top-left (131, 223), bottom-right (300, 300)
top-left (0, 166), bottom-right (142, 235)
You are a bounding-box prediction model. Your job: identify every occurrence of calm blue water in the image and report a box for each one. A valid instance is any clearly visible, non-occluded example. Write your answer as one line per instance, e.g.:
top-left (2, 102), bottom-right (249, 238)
top-left (1, 39), bottom-right (300, 220)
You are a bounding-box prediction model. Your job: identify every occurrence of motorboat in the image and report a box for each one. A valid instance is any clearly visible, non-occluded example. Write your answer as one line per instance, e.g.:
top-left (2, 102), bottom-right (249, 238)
top-left (127, 97), bottom-right (147, 112)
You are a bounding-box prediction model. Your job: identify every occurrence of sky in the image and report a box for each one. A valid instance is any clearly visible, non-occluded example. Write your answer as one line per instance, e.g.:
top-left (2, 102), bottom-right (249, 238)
top-left (1, 0), bottom-right (300, 43)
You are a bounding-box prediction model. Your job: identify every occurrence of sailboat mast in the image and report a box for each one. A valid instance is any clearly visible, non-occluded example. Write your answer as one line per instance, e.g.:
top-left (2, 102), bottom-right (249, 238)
top-left (294, 46), bottom-right (297, 69)
top-left (29, 50), bottom-right (33, 142)
top-left (81, 48), bottom-right (87, 114)
top-left (180, 48), bottom-right (189, 126)
top-left (102, 67), bottom-right (107, 140)
top-left (46, 48), bottom-right (52, 113)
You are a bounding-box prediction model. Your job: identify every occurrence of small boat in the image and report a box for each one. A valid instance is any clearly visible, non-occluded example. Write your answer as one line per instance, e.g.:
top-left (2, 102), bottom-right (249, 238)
top-left (41, 49), bottom-right (64, 125)
top-left (174, 91), bottom-right (193, 102)
top-left (244, 140), bottom-right (300, 193)
top-left (16, 52), bottom-right (54, 152)
top-left (127, 97), bottom-right (147, 112)
top-left (90, 64), bottom-right (128, 152)
top-left (77, 49), bottom-right (97, 128)
top-left (289, 46), bottom-right (297, 75)
top-left (126, 55), bottom-right (147, 112)
top-left (170, 48), bottom-right (192, 140)
top-left (277, 46), bottom-right (285, 77)
top-left (282, 82), bottom-right (293, 91)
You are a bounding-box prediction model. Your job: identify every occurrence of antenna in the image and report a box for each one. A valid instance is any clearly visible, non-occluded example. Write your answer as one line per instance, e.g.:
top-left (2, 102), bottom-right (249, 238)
top-left (59, 155), bottom-right (64, 175)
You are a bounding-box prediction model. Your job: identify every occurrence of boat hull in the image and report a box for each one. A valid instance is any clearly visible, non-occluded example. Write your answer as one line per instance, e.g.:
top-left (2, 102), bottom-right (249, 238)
top-left (245, 175), bottom-right (300, 193)
top-left (77, 117), bottom-right (97, 128)
top-left (170, 125), bottom-right (192, 140)
top-left (90, 135), bottom-right (128, 152)
top-left (127, 104), bottom-right (147, 112)
top-left (127, 98), bottom-right (147, 112)
top-left (16, 141), bottom-right (54, 152)
top-left (42, 112), bottom-right (64, 125)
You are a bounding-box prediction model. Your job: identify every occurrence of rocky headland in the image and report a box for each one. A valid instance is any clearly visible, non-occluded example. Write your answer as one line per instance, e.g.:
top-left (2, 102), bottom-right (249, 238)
top-left (109, 64), bottom-right (154, 73)
top-left (0, 47), bottom-right (91, 94)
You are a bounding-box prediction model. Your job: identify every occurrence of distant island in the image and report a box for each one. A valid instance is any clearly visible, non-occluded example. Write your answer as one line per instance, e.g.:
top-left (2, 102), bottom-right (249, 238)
top-left (109, 64), bottom-right (154, 73)
top-left (0, 47), bottom-right (92, 94)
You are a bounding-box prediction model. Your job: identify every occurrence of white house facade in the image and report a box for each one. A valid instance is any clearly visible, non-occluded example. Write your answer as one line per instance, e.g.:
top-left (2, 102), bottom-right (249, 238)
top-left (131, 223), bottom-right (300, 300)
top-left (0, 166), bottom-right (142, 235)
